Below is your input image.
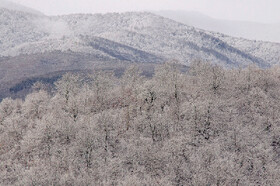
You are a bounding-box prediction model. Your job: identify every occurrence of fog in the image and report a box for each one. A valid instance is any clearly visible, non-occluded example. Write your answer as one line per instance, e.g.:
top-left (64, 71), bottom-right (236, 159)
top-left (5, 0), bottom-right (280, 23)
top-left (155, 10), bottom-right (280, 43)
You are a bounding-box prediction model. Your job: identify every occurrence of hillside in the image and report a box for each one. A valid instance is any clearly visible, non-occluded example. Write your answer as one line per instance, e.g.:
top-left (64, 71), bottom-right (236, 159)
top-left (1, 63), bottom-right (280, 185)
top-left (1, 9), bottom-right (280, 67)
top-left (0, 0), bottom-right (43, 15)
top-left (1, 6), bottom-right (280, 100)
top-left (1, 3), bottom-right (280, 185)
top-left (154, 10), bottom-right (280, 43)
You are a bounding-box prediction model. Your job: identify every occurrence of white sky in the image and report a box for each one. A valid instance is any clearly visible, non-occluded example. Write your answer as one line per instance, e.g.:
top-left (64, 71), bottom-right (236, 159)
top-left (7, 0), bottom-right (280, 23)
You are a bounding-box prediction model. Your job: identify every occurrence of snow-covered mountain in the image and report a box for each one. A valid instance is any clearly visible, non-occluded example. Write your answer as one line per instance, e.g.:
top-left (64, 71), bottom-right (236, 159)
top-left (1, 5), bottom-right (280, 99)
top-left (1, 8), bottom-right (280, 67)
top-left (0, 0), bottom-right (43, 15)
top-left (154, 10), bottom-right (280, 43)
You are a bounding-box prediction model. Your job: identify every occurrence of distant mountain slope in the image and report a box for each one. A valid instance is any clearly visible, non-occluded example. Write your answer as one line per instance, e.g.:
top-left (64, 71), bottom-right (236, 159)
top-left (1, 6), bottom-right (280, 99)
top-left (154, 10), bottom-right (280, 43)
top-left (0, 0), bottom-right (43, 15)
top-left (57, 12), bottom-right (269, 67)
top-left (2, 10), bottom-right (279, 68)
top-left (0, 51), bottom-right (157, 100)
top-left (0, 8), bottom-right (47, 53)
top-left (208, 32), bottom-right (280, 66)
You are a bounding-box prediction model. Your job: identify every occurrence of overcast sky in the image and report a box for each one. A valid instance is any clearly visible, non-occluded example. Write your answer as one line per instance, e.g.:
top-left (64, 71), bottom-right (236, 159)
top-left (7, 0), bottom-right (280, 23)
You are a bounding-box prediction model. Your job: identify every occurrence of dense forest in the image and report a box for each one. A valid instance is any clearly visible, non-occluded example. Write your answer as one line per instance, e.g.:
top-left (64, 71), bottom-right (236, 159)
top-left (1, 61), bottom-right (280, 185)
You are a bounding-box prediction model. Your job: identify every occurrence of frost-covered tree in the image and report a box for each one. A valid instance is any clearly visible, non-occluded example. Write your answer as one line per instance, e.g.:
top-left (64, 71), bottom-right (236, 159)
top-left (1, 62), bottom-right (280, 185)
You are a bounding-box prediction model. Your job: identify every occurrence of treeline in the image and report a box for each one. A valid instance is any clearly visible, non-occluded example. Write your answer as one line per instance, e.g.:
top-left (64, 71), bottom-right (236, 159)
top-left (9, 75), bottom-right (61, 94)
top-left (0, 61), bottom-right (280, 185)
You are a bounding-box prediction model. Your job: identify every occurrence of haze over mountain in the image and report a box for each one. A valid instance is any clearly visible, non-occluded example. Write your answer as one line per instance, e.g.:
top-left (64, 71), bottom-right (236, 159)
top-left (0, 0), bottom-right (43, 15)
top-left (1, 2), bottom-right (280, 185)
top-left (1, 2), bottom-right (280, 99)
top-left (1, 6), bottom-right (280, 66)
top-left (154, 10), bottom-right (280, 43)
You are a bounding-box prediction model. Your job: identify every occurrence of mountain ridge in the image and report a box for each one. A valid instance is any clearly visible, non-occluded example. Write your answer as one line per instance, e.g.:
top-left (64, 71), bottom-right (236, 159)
top-left (154, 10), bottom-right (280, 43)
top-left (2, 10), bottom-right (279, 67)
top-left (1, 7), bottom-right (280, 99)
top-left (0, 0), bottom-right (44, 16)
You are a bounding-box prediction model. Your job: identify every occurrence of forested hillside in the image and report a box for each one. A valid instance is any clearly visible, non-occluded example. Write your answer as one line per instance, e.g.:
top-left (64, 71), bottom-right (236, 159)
top-left (154, 10), bottom-right (280, 43)
top-left (1, 62), bottom-right (280, 185)
top-left (2, 6), bottom-right (280, 102)
top-left (2, 7), bottom-right (280, 67)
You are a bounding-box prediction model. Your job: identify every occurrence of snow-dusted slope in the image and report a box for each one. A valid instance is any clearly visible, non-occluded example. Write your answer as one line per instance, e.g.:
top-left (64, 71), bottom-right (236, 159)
top-left (57, 12), bottom-right (265, 67)
top-left (1, 7), bottom-right (280, 99)
top-left (52, 12), bottom-right (280, 67)
top-left (154, 10), bottom-right (280, 43)
top-left (208, 32), bottom-right (280, 66)
top-left (0, 8), bottom-right (47, 53)
top-left (0, 8), bottom-right (279, 67)
top-left (0, 0), bottom-right (43, 15)
top-left (0, 9), bottom-right (162, 63)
